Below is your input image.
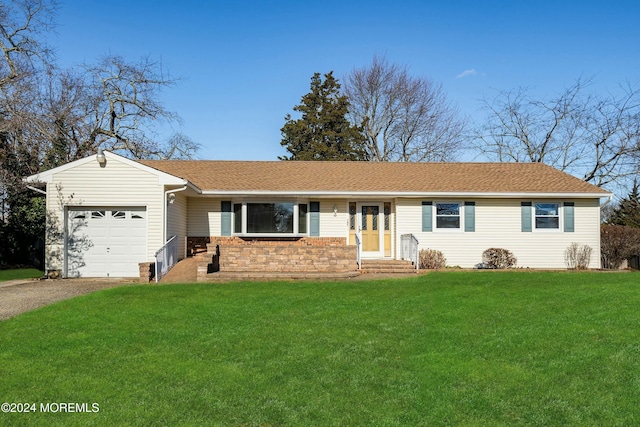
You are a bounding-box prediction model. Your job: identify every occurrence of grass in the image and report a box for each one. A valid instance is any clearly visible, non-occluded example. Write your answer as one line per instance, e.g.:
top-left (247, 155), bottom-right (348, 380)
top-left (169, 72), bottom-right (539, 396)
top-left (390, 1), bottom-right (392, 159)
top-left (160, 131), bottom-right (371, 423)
top-left (1, 271), bottom-right (639, 426)
top-left (0, 268), bottom-right (44, 283)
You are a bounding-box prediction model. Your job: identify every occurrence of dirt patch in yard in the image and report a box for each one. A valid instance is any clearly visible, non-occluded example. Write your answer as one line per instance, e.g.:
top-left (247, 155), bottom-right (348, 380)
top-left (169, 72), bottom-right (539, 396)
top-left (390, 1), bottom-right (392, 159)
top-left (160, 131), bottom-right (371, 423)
top-left (0, 279), bottom-right (137, 321)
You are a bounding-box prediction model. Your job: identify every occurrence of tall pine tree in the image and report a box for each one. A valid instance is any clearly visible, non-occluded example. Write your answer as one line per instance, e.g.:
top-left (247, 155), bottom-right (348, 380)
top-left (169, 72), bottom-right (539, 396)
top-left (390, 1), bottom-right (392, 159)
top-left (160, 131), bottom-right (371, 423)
top-left (608, 181), bottom-right (640, 228)
top-left (280, 72), bottom-right (366, 161)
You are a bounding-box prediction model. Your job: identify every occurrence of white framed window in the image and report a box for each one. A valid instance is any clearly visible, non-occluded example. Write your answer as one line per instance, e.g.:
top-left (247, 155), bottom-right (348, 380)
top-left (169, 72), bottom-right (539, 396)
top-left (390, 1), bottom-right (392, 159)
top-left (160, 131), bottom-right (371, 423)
top-left (535, 203), bottom-right (560, 230)
top-left (435, 202), bottom-right (461, 230)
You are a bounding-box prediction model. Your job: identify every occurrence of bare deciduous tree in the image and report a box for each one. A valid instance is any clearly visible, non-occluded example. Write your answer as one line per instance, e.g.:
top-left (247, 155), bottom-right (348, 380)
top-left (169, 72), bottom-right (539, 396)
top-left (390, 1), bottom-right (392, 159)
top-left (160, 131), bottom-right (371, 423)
top-left (343, 55), bottom-right (466, 162)
top-left (0, 0), bottom-right (198, 265)
top-left (38, 55), bottom-right (200, 162)
top-left (475, 78), bottom-right (640, 187)
top-left (0, 0), bottom-right (55, 229)
top-left (0, 0), bottom-right (56, 86)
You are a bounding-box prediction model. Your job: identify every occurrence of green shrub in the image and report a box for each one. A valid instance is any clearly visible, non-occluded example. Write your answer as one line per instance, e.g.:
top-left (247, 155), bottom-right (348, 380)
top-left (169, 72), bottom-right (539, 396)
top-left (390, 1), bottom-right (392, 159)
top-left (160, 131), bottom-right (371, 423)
top-left (482, 248), bottom-right (517, 269)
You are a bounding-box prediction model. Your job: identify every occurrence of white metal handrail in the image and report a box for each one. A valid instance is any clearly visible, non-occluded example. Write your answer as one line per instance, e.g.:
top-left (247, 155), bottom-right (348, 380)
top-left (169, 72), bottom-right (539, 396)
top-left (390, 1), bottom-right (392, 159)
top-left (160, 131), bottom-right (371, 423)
top-left (400, 234), bottom-right (420, 270)
top-left (155, 235), bottom-right (178, 282)
top-left (355, 233), bottom-right (361, 270)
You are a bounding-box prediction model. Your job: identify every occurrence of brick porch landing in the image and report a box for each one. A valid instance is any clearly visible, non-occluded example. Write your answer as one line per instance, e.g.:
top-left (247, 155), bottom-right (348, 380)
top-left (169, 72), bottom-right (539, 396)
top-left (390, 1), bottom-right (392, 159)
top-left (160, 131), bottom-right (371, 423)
top-left (159, 238), bottom-right (417, 283)
top-left (159, 257), bottom-right (419, 283)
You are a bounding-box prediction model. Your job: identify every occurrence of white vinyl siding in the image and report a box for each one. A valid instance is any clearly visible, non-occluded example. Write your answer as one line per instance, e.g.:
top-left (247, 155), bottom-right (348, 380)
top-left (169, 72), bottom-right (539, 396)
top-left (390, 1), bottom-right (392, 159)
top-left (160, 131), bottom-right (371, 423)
top-left (396, 198), bottom-right (602, 269)
top-left (45, 157), bottom-right (166, 273)
top-left (318, 199), bottom-right (349, 238)
top-left (187, 197), bottom-right (220, 236)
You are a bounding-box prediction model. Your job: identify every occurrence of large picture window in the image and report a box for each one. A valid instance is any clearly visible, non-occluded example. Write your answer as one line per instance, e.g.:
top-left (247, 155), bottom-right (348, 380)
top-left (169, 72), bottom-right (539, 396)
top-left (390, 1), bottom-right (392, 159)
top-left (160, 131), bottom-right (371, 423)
top-left (247, 203), bottom-right (294, 233)
top-left (535, 203), bottom-right (559, 229)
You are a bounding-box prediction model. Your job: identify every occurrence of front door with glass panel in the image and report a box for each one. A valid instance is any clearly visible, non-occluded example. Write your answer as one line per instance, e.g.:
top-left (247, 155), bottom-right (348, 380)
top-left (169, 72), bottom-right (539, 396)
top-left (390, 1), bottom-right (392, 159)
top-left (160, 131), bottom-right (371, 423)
top-left (361, 205), bottom-right (380, 253)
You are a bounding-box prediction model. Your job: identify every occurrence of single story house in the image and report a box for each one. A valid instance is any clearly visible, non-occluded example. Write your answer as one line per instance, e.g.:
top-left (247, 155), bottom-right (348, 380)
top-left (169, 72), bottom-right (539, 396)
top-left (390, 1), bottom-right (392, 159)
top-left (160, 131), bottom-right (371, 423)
top-left (25, 151), bottom-right (611, 279)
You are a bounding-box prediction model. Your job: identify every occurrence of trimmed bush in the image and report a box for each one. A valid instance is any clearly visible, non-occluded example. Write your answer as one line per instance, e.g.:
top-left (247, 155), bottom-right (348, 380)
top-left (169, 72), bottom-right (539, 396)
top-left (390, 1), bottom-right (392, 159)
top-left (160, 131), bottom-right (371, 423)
top-left (419, 249), bottom-right (447, 269)
top-left (482, 248), bottom-right (517, 269)
top-left (564, 243), bottom-right (593, 270)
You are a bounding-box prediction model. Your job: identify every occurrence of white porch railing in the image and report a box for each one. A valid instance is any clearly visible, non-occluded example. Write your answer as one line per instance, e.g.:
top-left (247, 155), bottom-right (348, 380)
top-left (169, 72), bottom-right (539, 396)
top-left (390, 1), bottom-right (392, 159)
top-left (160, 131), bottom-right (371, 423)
top-left (355, 233), bottom-right (362, 270)
top-left (400, 234), bottom-right (420, 270)
top-left (155, 235), bottom-right (178, 282)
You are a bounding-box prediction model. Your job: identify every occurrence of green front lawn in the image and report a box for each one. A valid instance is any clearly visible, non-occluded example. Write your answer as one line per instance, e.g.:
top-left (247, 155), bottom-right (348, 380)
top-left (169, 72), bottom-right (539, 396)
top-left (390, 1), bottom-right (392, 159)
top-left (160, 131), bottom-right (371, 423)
top-left (1, 272), bottom-right (639, 426)
top-left (0, 268), bottom-right (44, 283)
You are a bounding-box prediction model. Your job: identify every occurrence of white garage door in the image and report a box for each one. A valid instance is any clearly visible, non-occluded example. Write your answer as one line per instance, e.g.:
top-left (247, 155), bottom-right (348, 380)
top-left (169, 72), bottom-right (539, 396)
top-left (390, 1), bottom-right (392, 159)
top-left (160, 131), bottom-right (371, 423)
top-left (67, 207), bottom-right (147, 277)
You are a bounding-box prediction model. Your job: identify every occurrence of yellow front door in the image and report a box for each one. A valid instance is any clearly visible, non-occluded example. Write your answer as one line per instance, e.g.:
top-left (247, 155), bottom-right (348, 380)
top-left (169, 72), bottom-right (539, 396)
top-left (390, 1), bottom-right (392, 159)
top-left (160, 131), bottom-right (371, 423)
top-left (361, 205), bottom-right (380, 252)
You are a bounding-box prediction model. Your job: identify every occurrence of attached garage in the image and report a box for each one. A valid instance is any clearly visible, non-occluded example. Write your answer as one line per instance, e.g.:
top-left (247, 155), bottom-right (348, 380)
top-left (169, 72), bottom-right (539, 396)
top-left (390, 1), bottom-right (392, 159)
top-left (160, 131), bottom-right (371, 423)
top-left (66, 207), bottom-right (147, 277)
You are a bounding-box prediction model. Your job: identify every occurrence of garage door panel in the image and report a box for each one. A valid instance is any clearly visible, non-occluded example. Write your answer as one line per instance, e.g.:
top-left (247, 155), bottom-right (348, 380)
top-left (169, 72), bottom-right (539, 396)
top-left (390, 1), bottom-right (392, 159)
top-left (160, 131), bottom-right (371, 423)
top-left (67, 207), bottom-right (147, 278)
top-left (85, 226), bottom-right (108, 239)
top-left (129, 247), bottom-right (146, 258)
top-left (128, 226), bottom-right (146, 237)
top-left (108, 243), bottom-right (128, 255)
top-left (109, 227), bottom-right (128, 238)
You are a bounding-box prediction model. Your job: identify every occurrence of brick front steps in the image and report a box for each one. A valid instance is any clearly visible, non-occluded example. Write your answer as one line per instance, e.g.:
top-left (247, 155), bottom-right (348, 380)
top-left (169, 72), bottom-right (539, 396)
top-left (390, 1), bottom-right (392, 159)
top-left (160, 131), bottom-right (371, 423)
top-left (359, 259), bottom-right (417, 274)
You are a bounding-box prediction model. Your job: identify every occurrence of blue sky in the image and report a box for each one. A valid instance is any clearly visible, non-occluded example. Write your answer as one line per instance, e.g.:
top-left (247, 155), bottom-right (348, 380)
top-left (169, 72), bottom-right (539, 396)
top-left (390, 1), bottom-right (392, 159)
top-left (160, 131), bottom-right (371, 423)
top-left (52, 0), bottom-right (640, 161)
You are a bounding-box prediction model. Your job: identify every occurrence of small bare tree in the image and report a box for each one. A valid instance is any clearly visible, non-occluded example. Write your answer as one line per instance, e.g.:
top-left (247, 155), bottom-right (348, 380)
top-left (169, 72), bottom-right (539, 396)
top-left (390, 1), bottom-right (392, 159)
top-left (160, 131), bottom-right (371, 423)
top-left (564, 243), bottom-right (593, 270)
top-left (475, 78), bottom-right (640, 187)
top-left (343, 55), bottom-right (466, 162)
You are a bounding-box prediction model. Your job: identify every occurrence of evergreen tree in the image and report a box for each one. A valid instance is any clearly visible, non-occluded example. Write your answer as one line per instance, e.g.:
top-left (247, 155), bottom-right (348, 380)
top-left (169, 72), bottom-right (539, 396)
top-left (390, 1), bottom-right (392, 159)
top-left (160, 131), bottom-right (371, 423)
top-left (608, 181), bottom-right (640, 228)
top-left (280, 72), bottom-right (366, 161)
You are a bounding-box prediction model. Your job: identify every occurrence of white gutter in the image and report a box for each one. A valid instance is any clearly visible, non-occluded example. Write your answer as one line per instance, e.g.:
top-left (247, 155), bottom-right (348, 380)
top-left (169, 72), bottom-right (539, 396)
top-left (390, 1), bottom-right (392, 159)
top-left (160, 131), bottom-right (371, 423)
top-left (198, 190), bottom-right (613, 199)
top-left (186, 181), bottom-right (202, 194)
top-left (26, 185), bottom-right (47, 195)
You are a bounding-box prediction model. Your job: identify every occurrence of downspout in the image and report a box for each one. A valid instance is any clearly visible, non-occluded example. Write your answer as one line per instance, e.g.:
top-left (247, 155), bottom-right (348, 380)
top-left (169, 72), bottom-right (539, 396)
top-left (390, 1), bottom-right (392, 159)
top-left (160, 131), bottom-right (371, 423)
top-left (163, 185), bottom-right (188, 244)
top-left (600, 194), bottom-right (614, 210)
top-left (599, 194), bottom-right (614, 224)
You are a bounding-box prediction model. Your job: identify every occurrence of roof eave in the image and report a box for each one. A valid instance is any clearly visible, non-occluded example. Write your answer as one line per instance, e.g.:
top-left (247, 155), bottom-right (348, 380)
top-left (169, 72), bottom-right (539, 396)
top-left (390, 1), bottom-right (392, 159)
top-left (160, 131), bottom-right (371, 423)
top-left (198, 190), bottom-right (612, 198)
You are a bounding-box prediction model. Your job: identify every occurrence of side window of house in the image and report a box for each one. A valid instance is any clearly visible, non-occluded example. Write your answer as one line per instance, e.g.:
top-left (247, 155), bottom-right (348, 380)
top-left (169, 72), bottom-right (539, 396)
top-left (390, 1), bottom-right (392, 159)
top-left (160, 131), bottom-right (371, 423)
top-left (523, 202), bottom-right (564, 231)
top-left (436, 203), bottom-right (461, 229)
top-left (535, 203), bottom-right (559, 229)
top-left (424, 202), bottom-right (474, 231)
